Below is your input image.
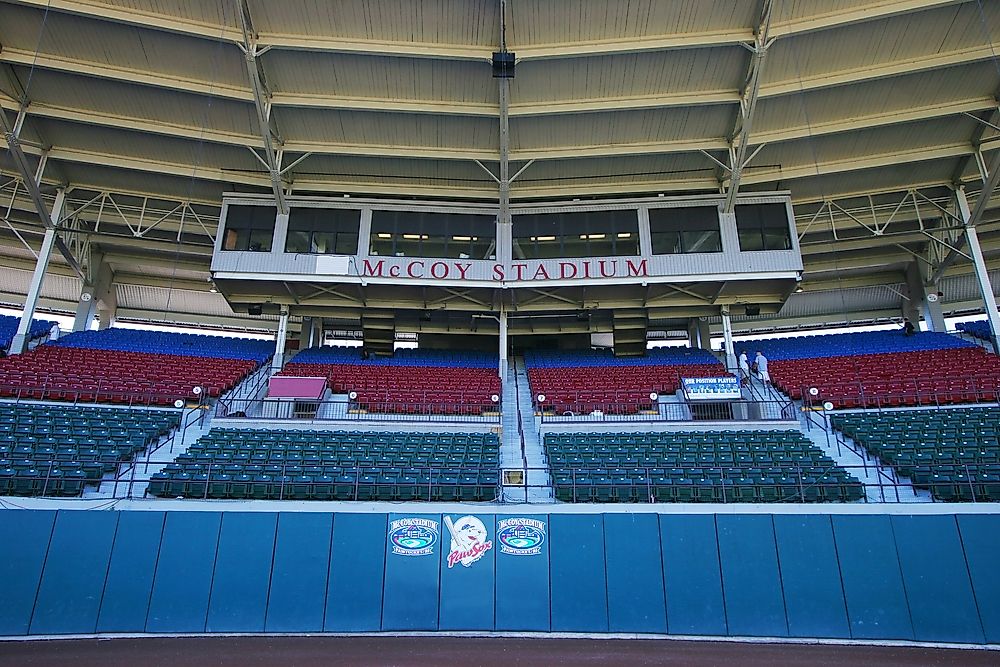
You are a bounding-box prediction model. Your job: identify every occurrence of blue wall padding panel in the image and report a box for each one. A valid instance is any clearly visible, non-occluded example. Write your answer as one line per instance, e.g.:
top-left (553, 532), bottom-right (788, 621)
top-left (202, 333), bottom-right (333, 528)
top-left (266, 513), bottom-right (333, 633)
top-left (439, 513), bottom-right (496, 631)
top-left (146, 512), bottom-right (222, 633)
top-left (772, 515), bottom-right (850, 639)
top-left (550, 514), bottom-right (608, 632)
top-left (381, 513), bottom-right (440, 631)
top-left (717, 515), bottom-right (788, 637)
top-left (0, 510), bottom-right (54, 635)
top-left (832, 515), bottom-right (913, 640)
top-left (326, 513), bottom-right (384, 632)
top-left (605, 514), bottom-right (667, 633)
top-left (659, 514), bottom-right (727, 636)
top-left (494, 514), bottom-right (550, 632)
top-left (958, 514), bottom-right (1000, 643)
top-left (891, 515), bottom-right (984, 644)
top-left (31, 511), bottom-right (117, 635)
top-left (1, 509), bottom-right (998, 644)
top-left (206, 513), bottom-right (277, 633)
top-left (96, 512), bottom-right (165, 633)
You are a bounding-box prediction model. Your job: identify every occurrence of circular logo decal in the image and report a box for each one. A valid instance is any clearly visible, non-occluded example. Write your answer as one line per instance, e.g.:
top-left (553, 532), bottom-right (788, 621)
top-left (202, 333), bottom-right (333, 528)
top-left (388, 518), bottom-right (439, 556)
top-left (497, 518), bottom-right (546, 556)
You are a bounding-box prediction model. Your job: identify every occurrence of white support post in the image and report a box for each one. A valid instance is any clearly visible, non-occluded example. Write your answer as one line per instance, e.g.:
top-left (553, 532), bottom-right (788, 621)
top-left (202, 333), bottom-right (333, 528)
top-left (720, 308), bottom-right (737, 370)
top-left (10, 189), bottom-right (66, 354)
top-left (499, 307), bottom-right (508, 381)
top-left (697, 318), bottom-right (712, 352)
top-left (957, 188), bottom-right (1000, 353)
top-left (273, 308), bottom-right (290, 370)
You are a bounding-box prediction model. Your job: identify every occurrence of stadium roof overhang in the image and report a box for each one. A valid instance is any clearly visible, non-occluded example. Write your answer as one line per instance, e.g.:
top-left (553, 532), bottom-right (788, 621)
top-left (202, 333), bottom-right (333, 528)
top-left (2, 0), bottom-right (1000, 333)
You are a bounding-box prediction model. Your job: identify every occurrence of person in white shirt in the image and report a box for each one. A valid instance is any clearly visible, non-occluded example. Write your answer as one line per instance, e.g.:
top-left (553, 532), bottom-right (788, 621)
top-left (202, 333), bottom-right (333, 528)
top-left (754, 350), bottom-right (770, 385)
top-left (738, 350), bottom-right (750, 385)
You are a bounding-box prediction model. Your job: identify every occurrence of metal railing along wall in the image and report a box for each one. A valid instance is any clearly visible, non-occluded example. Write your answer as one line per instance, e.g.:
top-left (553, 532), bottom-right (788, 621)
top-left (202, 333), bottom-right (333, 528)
top-left (10, 463), bottom-right (987, 504)
top-left (216, 396), bottom-right (503, 423)
top-left (538, 400), bottom-right (797, 423)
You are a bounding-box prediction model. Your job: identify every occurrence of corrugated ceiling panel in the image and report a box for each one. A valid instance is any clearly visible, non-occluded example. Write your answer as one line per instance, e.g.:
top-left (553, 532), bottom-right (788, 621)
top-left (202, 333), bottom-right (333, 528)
top-left (12, 66), bottom-right (257, 138)
top-left (511, 47), bottom-right (746, 104)
top-left (754, 62), bottom-right (1000, 136)
top-left (264, 52), bottom-right (495, 105)
top-left (0, 4), bottom-right (247, 89)
top-left (4, 269), bottom-right (82, 304)
top-left (775, 285), bottom-right (905, 320)
top-left (509, 0), bottom-right (757, 46)
top-left (273, 108), bottom-right (498, 151)
top-left (510, 106), bottom-right (734, 151)
top-left (85, 0), bottom-right (239, 28)
top-left (116, 284), bottom-right (238, 318)
top-left (764, 2), bottom-right (999, 87)
top-left (248, 0), bottom-right (498, 47)
top-left (751, 117), bottom-right (979, 176)
top-left (779, 161), bottom-right (958, 203)
top-left (30, 119), bottom-right (261, 173)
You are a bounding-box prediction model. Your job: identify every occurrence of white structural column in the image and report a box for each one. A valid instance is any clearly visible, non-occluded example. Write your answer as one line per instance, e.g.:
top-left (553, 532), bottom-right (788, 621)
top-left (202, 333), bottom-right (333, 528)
top-left (73, 251), bottom-right (117, 332)
top-left (720, 308), bottom-right (737, 370)
top-left (697, 318), bottom-right (712, 352)
top-left (956, 187), bottom-right (1000, 353)
top-left (10, 189), bottom-right (67, 354)
top-left (498, 307), bottom-right (508, 380)
top-left (904, 262), bottom-right (946, 332)
top-left (273, 308), bottom-right (290, 369)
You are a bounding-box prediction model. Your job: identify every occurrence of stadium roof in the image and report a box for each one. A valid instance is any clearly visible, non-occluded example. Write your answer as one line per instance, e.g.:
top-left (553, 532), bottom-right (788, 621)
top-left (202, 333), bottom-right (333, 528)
top-left (1, 0), bottom-right (1000, 332)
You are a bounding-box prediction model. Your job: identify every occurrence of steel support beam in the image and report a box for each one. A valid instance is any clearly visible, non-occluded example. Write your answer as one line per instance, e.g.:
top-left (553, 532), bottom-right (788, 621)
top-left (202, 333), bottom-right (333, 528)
top-left (956, 188), bottom-right (1000, 353)
top-left (724, 0), bottom-right (774, 212)
top-left (273, 307), bottom-right (290, 370)
top-left (720, 308), bottom-right (737, 370)
top-left (0, 106), bottom-right (83, 279)
top-left (932, 144), bottom-right (1000, 283)
top-left (235, 0), bottom-right (288, 214)
top-left (10, 188), bottom-right (66, 353)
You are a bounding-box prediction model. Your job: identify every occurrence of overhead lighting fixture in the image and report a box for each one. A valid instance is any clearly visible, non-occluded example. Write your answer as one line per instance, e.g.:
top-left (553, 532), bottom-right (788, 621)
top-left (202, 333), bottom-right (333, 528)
top-left (531, 235), bottom-right (556, 242)
top-left (580, 233), bottom-right (606, 240)
top-left (795, 285), bottom-right (804, 293)
top-left (617, 233), bottom-right (632, 238)
top-left (376, 233), bottom-right (392, 239)
top-left (402, 234), bottom-right (429, 240)
top-left (209, 287), bottom-right (218, 293)
top-left (452, 235), bottom-right (473, 241)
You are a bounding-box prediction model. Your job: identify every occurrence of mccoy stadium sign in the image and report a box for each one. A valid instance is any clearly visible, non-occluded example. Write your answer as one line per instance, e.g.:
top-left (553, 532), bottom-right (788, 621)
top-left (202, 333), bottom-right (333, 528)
top-left (360, 257), bottom-right (650, 283)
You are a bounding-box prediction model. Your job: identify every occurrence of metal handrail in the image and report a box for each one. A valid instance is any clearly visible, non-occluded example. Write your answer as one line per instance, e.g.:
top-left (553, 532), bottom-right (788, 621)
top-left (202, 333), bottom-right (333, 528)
top-left (5, 462), bottom-right (982, 504)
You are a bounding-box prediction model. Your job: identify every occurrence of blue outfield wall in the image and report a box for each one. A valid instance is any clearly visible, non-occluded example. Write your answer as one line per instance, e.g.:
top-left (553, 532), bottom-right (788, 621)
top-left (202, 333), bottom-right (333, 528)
top-left (1, 509), bottom-right (998, 643)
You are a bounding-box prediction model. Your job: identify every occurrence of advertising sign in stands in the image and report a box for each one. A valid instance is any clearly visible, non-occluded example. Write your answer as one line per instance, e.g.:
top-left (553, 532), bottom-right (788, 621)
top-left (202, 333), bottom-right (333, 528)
top-left (682, 376), bottom-right (742, 400)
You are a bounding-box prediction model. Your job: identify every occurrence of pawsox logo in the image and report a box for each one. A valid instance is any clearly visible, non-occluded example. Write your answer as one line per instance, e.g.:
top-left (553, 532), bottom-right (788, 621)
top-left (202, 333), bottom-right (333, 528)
top-left (389, 517), bottom-right (439, 556)
top-left (496, 518), bottom-right (546, 556)
top-left (445, 515), bottom-right (493, 568)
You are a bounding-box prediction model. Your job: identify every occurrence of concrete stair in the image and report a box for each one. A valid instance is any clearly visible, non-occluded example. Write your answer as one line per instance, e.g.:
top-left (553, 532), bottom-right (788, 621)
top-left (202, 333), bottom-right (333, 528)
top-left (501, 356), bottom-right (553, 502)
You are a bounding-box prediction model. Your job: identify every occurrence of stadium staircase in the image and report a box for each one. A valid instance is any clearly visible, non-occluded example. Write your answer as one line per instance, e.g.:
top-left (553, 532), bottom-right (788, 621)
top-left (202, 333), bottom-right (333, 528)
top-left (501, 356), bottom-right (551, 502)
top-left (96, 367), bottom-right (275, 499)
top-left (747, 373), bottom-right (930, 502)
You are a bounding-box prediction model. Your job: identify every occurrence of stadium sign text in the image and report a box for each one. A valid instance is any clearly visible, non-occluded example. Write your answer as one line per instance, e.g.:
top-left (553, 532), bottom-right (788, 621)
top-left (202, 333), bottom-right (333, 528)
top-left (360, 258), bottom-right (649, 282)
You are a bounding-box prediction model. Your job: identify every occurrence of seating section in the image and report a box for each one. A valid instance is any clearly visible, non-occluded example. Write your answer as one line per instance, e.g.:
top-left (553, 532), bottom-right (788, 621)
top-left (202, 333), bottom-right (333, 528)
top-left (748, 331), bottom-right (1000, 408)
top-left (0, 329), bottom-right (272, 405)
top-left (148, 429), bottom-right (500, 501)
top-left (0, 313), bottom-right (55, 350)
top-left (957, 319), bottom-right (993, 342)
top-left (526, 347), bottom-right (730, 414)
top-left (831, 407), bottom-right (1000, 502)
top-left (280, 347), bottom-right (500, 414)
top-left (0, 402), bottom-right (179, 496)
top-left (546, 430), bottom-right (864, 503)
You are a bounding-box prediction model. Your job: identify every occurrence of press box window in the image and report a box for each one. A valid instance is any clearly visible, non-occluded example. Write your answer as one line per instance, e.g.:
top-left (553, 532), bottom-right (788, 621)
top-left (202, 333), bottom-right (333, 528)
top-left (649, 207), bottom-right (722, 254)
top-left (369, 211), bottom-right (495, 259)
top-left (222, 205), bottom-right (275, 252)
top-left (736, 203), bottom-right (793, 251)
top-left (513, 210), bottom-right (640, 259)
top-left (285, 208), bottom-right (360, 255)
